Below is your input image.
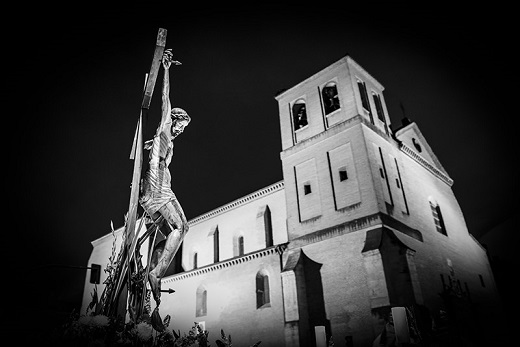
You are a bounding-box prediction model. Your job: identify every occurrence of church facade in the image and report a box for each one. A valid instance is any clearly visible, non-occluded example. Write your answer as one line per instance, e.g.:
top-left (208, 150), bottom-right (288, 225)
top-left (82, 56), bottom-right (504, 346)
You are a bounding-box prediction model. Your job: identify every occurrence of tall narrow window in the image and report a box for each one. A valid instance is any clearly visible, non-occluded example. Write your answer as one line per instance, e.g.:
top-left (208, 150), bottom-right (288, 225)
top-left (257, 205), bottom-right (274, 248)
top-left (264, 205), bottom-right (273, 247)
top-left (357, 80), bottom-right (373, 124)
top-left (373, 93), bottom-right (388, 134)
top-left (238, 235), bottom-right (244, 256)
top-left (372, 93), bottom-right (386, 122)
top-left (292, 99), bottom-right (308, 130)
top-left (429, 199), bottom-right (447, 236)
top-left (233, 235), bottom-right (245, 257)
top-left (213, 227), bottom-right (220, 262)
top-left (256, 271), bottom-right (270, 308)
top-left (193, 252), bottom-right (198, 269)
top-left (196, 286), bottom-right (207, 317)
top-left (322, 82), bottom-right (340, 115)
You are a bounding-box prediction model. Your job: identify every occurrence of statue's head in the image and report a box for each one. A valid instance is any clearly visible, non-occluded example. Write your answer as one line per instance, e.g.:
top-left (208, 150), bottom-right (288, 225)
top-left (170, 107), bottom-right (191, 137)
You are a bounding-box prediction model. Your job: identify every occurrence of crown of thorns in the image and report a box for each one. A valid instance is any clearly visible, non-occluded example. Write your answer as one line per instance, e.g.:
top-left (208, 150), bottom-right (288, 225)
top-left (171, 107), bottom-right (191, 123)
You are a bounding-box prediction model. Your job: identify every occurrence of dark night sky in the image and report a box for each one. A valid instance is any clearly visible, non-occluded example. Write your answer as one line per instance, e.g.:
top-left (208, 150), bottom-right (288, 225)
top-left (8, 3), bottom-right (517, 333)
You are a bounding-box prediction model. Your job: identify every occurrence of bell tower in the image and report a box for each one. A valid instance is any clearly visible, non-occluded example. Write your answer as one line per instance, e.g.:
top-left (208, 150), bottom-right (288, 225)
top-left (274, 54), bottom-right (485, 346)
top-left (275, 56), bottom-right (392, 241)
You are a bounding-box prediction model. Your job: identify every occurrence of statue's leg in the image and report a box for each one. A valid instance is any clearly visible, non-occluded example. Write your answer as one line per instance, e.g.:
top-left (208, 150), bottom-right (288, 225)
top-left (148, 199), bottom-right (189, 305)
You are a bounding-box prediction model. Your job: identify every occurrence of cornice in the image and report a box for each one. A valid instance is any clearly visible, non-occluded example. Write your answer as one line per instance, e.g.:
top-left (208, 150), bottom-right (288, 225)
top-left (163, 243), bottom-right (288, 283)
top-left (399, 143), bottom-right (454, 186)
top-left (280, 114), bottom-right (364, 159)
top-left (274, 56), bottom-right (348, 101)
top-left (187, 181), bottom-right (285, 226)
top-left (288, 212), bottom-right (423, 249)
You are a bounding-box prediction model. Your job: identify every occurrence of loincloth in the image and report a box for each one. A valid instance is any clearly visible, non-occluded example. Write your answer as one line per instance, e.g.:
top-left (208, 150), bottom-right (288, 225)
top-left (139, 165), bottom-right (177, 215)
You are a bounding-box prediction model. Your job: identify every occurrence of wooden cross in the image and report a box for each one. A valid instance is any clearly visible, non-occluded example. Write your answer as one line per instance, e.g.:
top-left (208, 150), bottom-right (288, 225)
top-left (126, 28), bottom-right (167, 246)
top-left (142, 28), bottom-right (167, 110)
top-left (104, 28), bottom-right (168, 317)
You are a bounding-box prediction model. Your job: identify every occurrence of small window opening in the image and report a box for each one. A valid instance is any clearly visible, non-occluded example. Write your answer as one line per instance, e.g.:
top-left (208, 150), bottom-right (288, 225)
top-left (429, 200), bottom-right (447, 236)
top-left (90, 263), bottom-right (101, 284)
top-left (339, 168), bottom-right (348, 182)
top-left (395, 178), bottom-right (400, 189)
top-left (412, 138), bottom-right (422, 152)
top-left (379, 168), bottom-right (385, 179)
top-left (304, 183), bottom-right (312, 195)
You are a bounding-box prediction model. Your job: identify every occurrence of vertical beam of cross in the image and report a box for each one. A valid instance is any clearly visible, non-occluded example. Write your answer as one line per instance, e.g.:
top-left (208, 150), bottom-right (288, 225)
top-left (126, 28), bottom-right (167, 247)
top-left (98, 29), bottom-right (170, 316)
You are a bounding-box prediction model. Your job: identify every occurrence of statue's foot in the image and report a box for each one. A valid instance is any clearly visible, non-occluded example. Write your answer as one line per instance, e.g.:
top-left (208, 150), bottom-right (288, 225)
top-left (148, 272), bottom-right (161, 306)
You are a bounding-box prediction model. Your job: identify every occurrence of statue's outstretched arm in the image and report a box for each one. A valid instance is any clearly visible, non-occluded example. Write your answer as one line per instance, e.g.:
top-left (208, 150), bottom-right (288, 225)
top-left (160, 49), bottom-right (173, 130)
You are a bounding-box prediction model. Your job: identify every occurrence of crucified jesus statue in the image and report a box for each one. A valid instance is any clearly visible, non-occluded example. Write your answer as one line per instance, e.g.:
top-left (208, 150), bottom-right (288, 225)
top-left (139, 48), bottom-right (190, 306)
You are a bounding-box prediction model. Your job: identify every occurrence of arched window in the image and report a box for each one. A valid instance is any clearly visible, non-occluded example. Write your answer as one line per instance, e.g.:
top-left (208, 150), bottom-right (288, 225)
top-left (264, 206), bottom-right (273, 247)
top-left (209, 225), bottom-right (220, 263)
top-left (193, 252), bottom-right (198, 269)
top-left (196, 286), bottom-right (207, 317)
top-left (322, 82), bottom-right (340, 115)
top-left (429, 198), bottom-right (447, 236)
top-left (256, 271), bottom-right (270, 308)
top-left (292, 99), bottom-right (308, 131)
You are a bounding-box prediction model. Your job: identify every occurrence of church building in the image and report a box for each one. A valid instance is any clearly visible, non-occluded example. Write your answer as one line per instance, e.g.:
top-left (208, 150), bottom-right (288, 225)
top-left (82, 55), bottom-right (503, 346)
